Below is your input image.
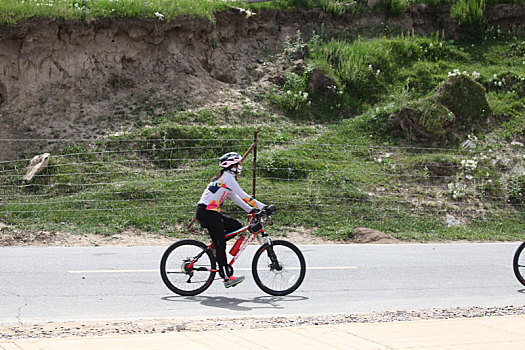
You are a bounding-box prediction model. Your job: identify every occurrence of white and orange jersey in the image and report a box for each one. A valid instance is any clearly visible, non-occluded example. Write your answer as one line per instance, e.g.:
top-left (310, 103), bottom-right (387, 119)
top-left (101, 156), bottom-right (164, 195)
top-left (198, 170), bottom-right (265, 213)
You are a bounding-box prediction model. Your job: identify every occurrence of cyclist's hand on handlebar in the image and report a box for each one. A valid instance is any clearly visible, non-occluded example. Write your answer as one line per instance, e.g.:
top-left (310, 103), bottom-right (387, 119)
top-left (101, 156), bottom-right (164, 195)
top-left (264, 204), bottom-right (277, 215)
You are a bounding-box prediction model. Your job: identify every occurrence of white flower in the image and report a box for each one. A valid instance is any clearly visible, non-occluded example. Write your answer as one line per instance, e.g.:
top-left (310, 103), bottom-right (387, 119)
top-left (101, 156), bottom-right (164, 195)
top-left (155, 12), bottom-right (164, 20)
top-left (472, 71), bottom-right (480, 80)
top-left (461, 159), bottom-right (478, 171)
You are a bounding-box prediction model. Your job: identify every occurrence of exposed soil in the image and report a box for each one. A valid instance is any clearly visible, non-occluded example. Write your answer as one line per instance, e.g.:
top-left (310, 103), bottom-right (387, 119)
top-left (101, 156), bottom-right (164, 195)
top-left (0, 220), bottom-right (404, 247)
top-left (0, 222), bottom-right (348, 247)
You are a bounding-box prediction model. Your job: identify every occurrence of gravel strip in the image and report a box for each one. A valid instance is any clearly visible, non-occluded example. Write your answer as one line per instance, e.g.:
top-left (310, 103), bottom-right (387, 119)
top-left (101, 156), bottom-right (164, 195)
top-left (1, 305), bottom-right (524, 340)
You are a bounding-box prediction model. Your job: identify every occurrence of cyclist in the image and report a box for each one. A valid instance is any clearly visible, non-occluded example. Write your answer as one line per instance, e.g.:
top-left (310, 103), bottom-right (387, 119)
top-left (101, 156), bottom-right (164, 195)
top-left (196, 152), bottom-right (268, 288)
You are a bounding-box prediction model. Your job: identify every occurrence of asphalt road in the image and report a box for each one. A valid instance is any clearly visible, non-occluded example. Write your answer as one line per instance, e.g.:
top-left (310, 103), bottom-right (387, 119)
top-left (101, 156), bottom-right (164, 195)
top-left (1, 242), bottom-right (524, 324)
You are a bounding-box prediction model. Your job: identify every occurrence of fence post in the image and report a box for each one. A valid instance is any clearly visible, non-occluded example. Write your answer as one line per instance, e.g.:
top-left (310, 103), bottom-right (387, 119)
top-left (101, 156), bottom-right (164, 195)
top-left (253, 131), bottom-right (258, 198)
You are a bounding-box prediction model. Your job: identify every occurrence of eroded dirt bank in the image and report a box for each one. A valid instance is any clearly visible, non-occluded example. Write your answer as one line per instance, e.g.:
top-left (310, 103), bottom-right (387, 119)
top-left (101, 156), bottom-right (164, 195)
top-left (0, 5), bottom-right (523, 160)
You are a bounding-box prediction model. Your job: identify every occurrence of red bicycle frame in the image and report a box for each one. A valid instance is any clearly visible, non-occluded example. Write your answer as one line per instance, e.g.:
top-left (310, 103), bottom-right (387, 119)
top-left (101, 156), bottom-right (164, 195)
top-left (207, 211), bottom-right (265, 267)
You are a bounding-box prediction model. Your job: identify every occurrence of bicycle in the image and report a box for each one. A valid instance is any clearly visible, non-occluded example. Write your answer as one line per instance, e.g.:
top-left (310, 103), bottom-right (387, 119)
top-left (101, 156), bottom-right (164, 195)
top-left (513, 241), bottom-right (525, 286)
top-left (160, 207), bottom-right (306, 296)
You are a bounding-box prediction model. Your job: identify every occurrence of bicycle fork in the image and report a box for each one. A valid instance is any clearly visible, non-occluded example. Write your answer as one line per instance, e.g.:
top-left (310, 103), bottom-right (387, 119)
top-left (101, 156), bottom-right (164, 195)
top-left (264, 239), bottom-right (283, 271)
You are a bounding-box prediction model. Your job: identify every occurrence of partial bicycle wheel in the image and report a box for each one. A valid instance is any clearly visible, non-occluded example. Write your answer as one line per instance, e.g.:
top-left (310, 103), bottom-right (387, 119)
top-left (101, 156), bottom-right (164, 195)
top-left (252, 240), bottom-right (306, 296)
top-left (160, 239), bottom-right (216, 296)
top-left (513, 241), bottom-right (525, 287)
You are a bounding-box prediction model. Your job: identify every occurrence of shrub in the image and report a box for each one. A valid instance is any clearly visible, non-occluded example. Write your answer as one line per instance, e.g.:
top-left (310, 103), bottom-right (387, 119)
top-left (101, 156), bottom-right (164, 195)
top-left (268, 72), bottom-right (311, 114)
top-left (506, 174), bottom-right (525, 205)
top-left (481, 72), bottom-right (525, 98)
top-left (401, 61), bottom-right (442, 96)
top-left (382, 0), bottom-right (409, 16)
top-left (451, 0), bottom-right (486, 28)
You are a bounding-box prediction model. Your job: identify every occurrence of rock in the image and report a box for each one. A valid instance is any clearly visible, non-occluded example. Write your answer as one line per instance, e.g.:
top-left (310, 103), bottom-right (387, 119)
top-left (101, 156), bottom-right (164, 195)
top-left (352, 227), bottom-right (399, 243)
top-left (436, 75), bottom-right (492, 129)
top-left (511, 164), bottom-right (525, 176)
top-left (445, 214), bottom-right (461, 227)
top-left (22, 153), bottom-right (50, 182)
top-left (307, 69), bottom-right (337, 96)
top-left (461, 139), bottom-right (476, 149)
top-left (389, 74), bottom-right (492, 146)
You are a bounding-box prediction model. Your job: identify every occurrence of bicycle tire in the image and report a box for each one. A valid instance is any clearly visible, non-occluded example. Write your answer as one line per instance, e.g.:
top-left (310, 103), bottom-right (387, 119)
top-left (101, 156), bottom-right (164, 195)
top-left (160, 239), bottom-right (216, 296)
top-left (252, 240), bottom-right (306, 296)
top-left (513, 241), bottom-right (525, 287)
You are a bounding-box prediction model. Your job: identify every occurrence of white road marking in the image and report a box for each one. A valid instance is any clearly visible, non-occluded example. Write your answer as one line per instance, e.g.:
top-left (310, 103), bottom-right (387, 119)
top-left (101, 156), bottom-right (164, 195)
top-left (68, 266), bottom-right (358, 274)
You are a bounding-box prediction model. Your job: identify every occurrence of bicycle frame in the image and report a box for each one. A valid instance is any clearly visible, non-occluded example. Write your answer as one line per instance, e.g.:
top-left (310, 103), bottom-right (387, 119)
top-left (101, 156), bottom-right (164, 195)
top-left (207, 211), bottom-right (268, 268)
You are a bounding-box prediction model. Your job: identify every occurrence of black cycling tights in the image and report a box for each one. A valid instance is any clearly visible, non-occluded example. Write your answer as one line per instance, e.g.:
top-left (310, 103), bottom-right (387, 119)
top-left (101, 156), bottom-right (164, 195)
top-left (196, 204), bottom-right (242, 279)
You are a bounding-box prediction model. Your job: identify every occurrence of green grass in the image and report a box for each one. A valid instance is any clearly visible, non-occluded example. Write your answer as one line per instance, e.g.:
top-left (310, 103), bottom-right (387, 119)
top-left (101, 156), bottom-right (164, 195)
top-left (1, 0), bottom-right (525, 25)
top-left (0, 0), bottom-right (283, 24)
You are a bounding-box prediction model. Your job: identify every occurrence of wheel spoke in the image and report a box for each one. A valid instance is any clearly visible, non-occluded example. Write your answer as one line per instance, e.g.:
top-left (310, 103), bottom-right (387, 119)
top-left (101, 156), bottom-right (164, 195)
top-left (160, 239), bottom-right (216, 296)
top-left (252, 240), bottom-right (305, 296)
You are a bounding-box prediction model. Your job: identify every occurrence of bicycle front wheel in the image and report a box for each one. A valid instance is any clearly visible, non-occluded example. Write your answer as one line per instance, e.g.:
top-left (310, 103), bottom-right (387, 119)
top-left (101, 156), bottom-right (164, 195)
top-left (513, 241), bottom-right (525, 287)
top-left (160, 239), bottom-right (216, 296)
top-left (252, 240), bottom-right (306, 296)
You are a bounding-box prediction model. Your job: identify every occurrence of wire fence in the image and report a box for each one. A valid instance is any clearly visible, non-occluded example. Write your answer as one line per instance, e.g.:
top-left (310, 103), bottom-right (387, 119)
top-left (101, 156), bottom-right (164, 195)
top-left (0, 137), bottom-right (523, 238)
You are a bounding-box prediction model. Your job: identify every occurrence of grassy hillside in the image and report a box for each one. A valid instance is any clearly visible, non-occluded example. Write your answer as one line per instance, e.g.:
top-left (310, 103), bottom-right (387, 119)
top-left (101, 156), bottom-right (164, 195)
top-left (0, 1), bottom-right (524, 242)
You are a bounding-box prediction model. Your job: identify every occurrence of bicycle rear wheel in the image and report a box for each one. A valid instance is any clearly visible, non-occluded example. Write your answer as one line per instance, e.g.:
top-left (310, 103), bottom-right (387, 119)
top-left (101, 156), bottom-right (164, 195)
top-left (160, 239), bottom-right (216, 296)
top-left (252, 240), bottom-right (306, 296)
top-left (513, 241), bottom-right (525, 287)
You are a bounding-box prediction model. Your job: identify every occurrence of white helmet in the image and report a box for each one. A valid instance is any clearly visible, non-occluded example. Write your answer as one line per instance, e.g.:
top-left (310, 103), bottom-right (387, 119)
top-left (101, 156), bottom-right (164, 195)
top-left (219, 152), bottom-right (242, 168)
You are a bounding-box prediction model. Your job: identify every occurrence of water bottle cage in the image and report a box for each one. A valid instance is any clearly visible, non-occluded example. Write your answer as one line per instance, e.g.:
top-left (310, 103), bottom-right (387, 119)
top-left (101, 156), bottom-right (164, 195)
top-left (249, 221), bottom-right (263, 233)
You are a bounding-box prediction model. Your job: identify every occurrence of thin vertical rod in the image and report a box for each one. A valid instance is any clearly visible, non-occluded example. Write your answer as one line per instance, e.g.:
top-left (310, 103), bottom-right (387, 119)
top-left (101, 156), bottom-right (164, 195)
top-left (252, 131), bottom-right (258, 198)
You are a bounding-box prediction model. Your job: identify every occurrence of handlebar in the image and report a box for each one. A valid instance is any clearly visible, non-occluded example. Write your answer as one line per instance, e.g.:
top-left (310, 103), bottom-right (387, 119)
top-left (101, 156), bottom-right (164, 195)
top-left (250, 205), bottom-right (277, 220)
